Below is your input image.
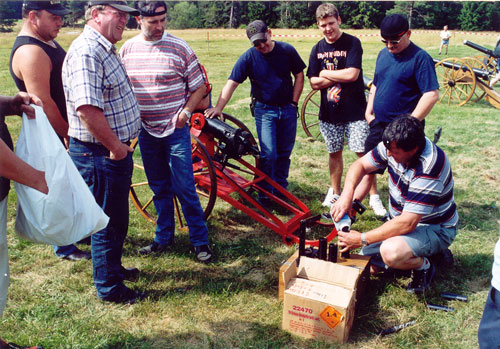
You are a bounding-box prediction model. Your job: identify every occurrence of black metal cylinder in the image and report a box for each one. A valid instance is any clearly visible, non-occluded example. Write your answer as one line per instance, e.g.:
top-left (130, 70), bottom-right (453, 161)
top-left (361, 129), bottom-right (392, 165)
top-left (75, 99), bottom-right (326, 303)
top-left (328, 243), bottom-right (337, 263)
top-left (318, 238), bottom-right (327, 260)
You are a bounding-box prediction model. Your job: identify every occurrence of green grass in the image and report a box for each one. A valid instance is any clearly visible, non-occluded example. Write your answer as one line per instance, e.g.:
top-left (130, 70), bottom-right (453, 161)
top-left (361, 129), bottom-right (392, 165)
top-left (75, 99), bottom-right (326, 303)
top-left (1, 27), bottom-right (499, 348)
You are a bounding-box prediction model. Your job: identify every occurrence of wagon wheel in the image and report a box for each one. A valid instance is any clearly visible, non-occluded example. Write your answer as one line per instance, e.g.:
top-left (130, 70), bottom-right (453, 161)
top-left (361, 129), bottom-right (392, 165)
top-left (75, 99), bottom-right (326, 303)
top-left (300, 89), bottom-right (322, 139)
top-left (462, 56), bottom-right (490, 101)
top-left (129, 135), bottom-right (217, 223)
top-left (435, 57), bottom-right (476, 107)
top-left (473, 54), bottom-right (498, 76)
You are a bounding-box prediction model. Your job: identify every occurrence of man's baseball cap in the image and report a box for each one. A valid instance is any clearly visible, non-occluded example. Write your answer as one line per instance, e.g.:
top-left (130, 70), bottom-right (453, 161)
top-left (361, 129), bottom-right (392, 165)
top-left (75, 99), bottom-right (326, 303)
top-left (136, 1), bottom-right (166, 17)
top-left (246, 20), bottom-right (268, 44)
top-left (23, 1), bottom-right (71, 16)
top-left (380, 14), bottom-right (409, 39)
top-left (87, 1), bottom-right (140, 16)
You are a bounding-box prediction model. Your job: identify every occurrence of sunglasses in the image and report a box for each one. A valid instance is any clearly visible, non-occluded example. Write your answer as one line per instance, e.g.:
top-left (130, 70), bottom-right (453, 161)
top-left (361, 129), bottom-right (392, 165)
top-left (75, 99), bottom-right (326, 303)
top-left (253, 39), bottom-right (267, 47)
top-left (381, 32), bottom-right (407, 45)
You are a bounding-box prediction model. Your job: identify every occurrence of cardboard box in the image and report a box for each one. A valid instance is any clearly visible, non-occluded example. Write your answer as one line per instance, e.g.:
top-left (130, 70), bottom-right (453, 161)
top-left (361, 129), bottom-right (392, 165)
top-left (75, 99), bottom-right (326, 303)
top-left (281, 255), bottom-right (370, 344)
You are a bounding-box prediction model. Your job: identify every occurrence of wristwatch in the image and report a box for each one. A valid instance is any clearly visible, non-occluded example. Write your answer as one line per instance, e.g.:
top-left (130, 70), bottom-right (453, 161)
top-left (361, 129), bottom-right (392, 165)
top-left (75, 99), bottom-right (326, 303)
top-left (361, 232), bottom-right (368, 247)
top-left (182, 109), bottom-right (192, 122)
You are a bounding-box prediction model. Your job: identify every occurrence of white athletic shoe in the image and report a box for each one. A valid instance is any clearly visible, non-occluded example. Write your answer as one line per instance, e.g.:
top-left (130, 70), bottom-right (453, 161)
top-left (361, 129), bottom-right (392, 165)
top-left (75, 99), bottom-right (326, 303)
top-left (369, 194), bottom-right (387, 217)
top-left (322, 188), bottom-right (340, 207)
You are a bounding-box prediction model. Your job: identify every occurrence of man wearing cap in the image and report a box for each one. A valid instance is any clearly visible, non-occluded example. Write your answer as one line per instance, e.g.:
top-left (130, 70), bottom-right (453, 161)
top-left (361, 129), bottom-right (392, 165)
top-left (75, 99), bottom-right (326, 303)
top-left (364, 14), bottom-right (439, 222)
top-left (10, 1), bottom-right (92, 262)
top-left (307, 3), bottom-right (376, 214)
top-left (204, 20), bottom-right (306, 206)
top-left (119, 1), bottom-right (213, 262)
top-left (62, 1), bottom-right (143, 304)
top-left (365, 14), bottom-right (439, 152)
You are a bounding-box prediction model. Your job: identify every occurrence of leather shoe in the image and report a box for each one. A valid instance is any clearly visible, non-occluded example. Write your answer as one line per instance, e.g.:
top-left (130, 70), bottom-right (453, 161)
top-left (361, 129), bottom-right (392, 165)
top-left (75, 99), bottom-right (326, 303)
top-left (121, 266), bottom-right (139, 281)
top-left (101, 286), bottom-right (146, 305)
top-left (61, 250), bottom-right (91, 261)
top-left (138, 241), bottom-right (170, 255)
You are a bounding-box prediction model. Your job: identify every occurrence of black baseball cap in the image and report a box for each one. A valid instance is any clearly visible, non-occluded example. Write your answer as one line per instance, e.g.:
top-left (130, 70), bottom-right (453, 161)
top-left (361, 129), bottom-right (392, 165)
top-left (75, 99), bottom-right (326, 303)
top-left (23, 1), bottom-right (71, 16)
top-left (246, 20), bottom-right (268, 44)
top-left (380, 14), bottom-right (409, 40)
top-left (136, 1), bottom-right (166, 17)
top-left (87, 1), bottom-right (140, 16)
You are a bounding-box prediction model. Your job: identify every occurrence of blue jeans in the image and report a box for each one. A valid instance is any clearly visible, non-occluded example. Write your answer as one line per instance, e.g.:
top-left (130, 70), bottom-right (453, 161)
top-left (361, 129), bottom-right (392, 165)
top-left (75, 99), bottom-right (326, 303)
top-left (254, 102), bottom-right (297, 195)
top-left (69, 138), bottom-right (132, 300)
top-left (138, 127), bottom-right (209, 247)
top-left (478, 286), bottom-right (500, 348)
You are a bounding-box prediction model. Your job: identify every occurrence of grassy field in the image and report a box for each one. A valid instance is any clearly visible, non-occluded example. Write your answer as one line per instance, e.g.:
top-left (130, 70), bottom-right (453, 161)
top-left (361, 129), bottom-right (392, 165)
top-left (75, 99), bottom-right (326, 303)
top-left (1, 25), bottom-right (499, 348)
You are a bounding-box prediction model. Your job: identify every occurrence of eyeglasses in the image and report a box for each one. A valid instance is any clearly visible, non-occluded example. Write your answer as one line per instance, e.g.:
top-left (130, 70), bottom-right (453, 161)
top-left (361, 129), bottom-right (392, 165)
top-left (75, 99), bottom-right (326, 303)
top-left (381, 32), bottom-right (407, 45)
top-left (102, 9), bottom-right (129, 20)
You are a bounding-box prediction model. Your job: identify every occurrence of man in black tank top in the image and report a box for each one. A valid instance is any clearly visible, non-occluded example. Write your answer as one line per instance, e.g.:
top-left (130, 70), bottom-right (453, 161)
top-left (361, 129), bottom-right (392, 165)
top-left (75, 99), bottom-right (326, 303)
top-left (10, 1), bottom-right (91, 262)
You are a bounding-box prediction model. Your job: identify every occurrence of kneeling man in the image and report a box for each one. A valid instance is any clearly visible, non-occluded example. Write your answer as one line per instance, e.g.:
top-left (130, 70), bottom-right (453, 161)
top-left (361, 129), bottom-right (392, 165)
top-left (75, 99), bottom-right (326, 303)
top-left (331, 115), bottom-right (458, 294)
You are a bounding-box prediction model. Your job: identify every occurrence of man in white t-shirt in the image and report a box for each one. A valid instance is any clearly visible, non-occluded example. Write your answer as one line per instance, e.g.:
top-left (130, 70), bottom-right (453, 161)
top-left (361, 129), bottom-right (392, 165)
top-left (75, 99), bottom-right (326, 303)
top-left (439, 25), bottom-right (451, 55)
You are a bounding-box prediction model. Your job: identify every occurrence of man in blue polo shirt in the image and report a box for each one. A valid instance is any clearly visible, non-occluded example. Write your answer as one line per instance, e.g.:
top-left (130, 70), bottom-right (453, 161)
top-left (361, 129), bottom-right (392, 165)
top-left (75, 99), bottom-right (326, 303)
top-left (331, 116), bottom-right (458, 294)
top-left (364, 14), bottom-right (439, 218)
top-left (205, 20), bottom-right (306, 206)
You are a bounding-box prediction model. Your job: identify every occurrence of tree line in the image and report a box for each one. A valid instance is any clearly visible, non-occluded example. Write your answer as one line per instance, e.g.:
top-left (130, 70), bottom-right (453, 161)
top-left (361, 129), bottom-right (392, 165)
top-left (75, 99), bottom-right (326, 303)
top-left (1, 1), bottom-right (500, 32)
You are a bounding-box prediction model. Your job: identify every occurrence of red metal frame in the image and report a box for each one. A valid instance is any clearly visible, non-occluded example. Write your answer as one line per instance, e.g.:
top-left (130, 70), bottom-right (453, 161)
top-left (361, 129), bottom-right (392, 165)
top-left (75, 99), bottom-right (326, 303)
top-left (190, 115), bottom-right (337, 246)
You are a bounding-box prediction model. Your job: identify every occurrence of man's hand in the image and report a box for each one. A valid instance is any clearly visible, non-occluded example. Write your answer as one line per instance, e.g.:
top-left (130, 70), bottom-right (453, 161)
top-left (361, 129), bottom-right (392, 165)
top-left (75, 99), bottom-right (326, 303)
top-left (176, 110), bottom-right (190, 128)
top-left (338, 229), bottom-right (362, 253)
top-left (330, 194), bottom-right (352, 223)
top-left (11, 92), bottom-right (43, 119)
top-left (204, 107), bottom-right (222, 119)
top-left (109, 142), bottom-right (134, 161)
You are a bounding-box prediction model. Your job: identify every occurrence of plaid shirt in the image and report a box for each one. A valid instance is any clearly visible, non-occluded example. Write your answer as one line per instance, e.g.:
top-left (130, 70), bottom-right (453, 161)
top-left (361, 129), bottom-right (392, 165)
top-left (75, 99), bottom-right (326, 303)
top-left (62, 25), bottom-right (140, 143)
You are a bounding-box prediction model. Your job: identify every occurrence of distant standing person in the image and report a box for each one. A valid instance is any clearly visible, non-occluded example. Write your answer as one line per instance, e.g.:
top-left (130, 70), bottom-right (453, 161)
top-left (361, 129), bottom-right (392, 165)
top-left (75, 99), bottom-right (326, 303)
top-left (439, 25), bottom-right (452, 55)
top-left (62, 1), bottom-right (144, 304)
top-left (10, 0), bottom-right (91, 262)
top-left (307, 3), bottom-right (374, 210)
top-left (205, 20), bottom-right (306, 206)
top-left (119, 1), bottom-right (213, 262)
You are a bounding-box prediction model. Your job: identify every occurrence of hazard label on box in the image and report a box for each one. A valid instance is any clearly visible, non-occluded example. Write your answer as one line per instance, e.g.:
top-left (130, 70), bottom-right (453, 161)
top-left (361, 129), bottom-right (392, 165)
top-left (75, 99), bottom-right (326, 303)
top-left (319, 305), bottom-right (344, 330)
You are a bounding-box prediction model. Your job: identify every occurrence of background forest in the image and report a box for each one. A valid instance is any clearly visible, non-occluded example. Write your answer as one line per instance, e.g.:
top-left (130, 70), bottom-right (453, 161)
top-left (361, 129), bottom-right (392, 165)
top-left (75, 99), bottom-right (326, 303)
top-left (1, 1), bottom-right (500, 33)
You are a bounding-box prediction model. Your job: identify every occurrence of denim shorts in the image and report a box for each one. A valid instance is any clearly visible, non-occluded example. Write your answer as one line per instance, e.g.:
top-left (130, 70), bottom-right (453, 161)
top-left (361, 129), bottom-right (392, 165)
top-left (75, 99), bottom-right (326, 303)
top-left (362, 223), bottom-right (457, 258)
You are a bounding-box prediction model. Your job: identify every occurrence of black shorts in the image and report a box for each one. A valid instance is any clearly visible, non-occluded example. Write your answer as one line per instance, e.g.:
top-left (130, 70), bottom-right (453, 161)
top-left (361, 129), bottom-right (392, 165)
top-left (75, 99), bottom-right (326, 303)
top-left (364, 119), bottom-right (388, 152)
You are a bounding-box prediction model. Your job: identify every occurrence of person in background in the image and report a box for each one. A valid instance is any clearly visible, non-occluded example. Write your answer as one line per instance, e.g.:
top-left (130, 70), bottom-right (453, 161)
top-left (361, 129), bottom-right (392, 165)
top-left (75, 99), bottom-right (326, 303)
top-left (119, 1), bottom-right (213, 262)
top-left (205, 19), bottom-right (306, 207)
top-left (10, 0), bottom-right (91, 262)
top-left (0, 92), bottom-right (46, 349)
top-left (62, 0), bottom-right (143, 304)
top-left (439, 25), bottom-right (452, 55)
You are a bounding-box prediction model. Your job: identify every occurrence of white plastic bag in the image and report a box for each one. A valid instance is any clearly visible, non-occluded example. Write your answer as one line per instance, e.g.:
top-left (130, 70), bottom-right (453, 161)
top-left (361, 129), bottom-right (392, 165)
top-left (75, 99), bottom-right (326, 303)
top-left (14, 105), bottom-right (109, 245)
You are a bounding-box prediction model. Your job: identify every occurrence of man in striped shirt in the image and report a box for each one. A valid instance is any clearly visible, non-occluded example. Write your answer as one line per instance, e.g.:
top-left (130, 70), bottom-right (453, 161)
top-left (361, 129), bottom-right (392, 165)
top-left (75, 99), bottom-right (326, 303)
top-left (331, 115), bottom-right (458, 294)
top-left (119, 1), bottom-right (212, 263)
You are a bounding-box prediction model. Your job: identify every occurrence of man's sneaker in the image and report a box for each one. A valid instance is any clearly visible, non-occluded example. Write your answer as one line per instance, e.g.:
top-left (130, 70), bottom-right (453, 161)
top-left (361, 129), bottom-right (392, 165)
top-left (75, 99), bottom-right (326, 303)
top-left (406, 262), bottom-right (436, 294)
top-left (194, 244), bottom-right (212, 263)
top-left (322, 188), bottom-right (339, 207)
top-left (138, 241), bottom-right (170, 255)
top-left (369, 194), bottom-right (387, 217)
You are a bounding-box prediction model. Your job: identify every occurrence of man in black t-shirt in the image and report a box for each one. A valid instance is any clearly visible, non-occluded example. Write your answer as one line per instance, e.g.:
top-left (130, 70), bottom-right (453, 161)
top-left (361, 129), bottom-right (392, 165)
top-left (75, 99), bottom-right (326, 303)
top-left (307, 3), bottom-right (375, 211)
